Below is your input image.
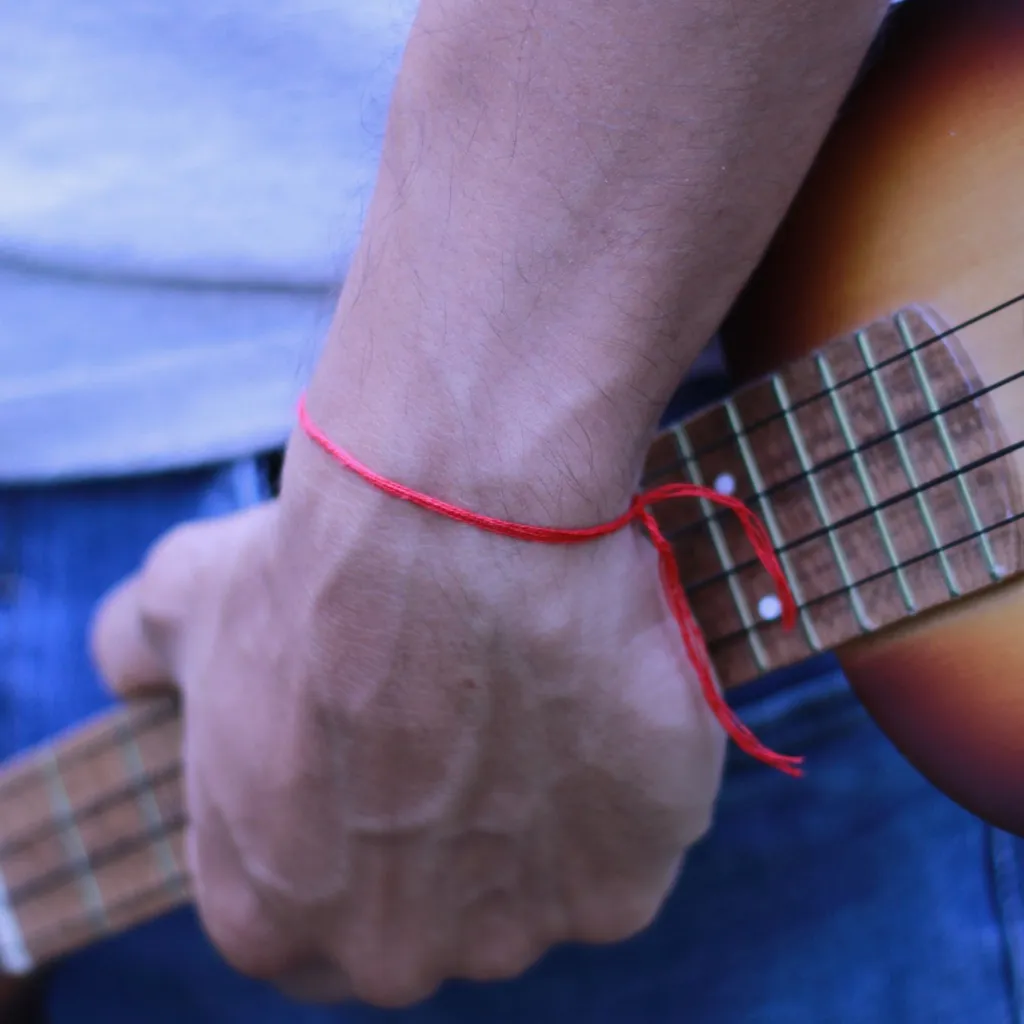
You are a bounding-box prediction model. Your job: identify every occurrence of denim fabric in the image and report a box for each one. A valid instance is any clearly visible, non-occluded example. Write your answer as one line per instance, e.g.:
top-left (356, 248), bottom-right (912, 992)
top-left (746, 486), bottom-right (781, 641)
top-left (1, 461), bottom-right (1022, 1023)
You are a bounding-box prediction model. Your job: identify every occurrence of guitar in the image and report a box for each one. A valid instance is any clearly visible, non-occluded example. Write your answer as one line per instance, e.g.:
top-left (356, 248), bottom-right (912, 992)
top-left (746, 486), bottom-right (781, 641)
top-left (0, 0), bottom-right (1021, 1005)
top-left (721, 0), bottom-right (1024, 840)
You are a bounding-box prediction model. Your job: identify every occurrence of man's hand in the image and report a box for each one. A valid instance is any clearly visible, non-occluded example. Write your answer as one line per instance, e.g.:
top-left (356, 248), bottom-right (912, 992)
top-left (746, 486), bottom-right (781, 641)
top-left (91, 449), bottom-right (724, 1005)
top-left (94, 0), bottom-right (885, 1006)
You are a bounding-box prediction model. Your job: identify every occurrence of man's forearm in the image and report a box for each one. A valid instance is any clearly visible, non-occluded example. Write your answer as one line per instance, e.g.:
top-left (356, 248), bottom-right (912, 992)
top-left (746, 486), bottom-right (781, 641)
top-left (99, 4), bottom-right (897, 998)
top-left (301, 0), bottom-right (887, 521)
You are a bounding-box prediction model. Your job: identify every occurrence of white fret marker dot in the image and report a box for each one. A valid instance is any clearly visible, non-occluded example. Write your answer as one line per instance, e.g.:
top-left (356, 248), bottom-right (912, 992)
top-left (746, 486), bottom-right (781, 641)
top-left (758, 595), bottom-right (783, 621)
top-left (713, 473), bottom-right (736, 496)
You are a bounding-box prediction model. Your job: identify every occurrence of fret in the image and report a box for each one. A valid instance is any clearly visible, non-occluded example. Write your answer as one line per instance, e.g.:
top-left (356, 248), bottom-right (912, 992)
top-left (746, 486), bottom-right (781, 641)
top-left (703, 510), bottom-right (1024, 657)
top-left (671, 306), bottom-right (1021, 688)
top-left (0, 863), bottom-right (31, 976)
top-left (0, 305), bottom-right (1011, 975)
top-left (115, 720), bottom-right (183, 900)
top-left (0, 703), bottom-right (190, 966)
top-left (0, 758), bottom-right (82, 963)
top-left (855, 330), bottom-right (962, 597)
top-left (816, 352), bottom-right (918, 615)
top-left (24, 865), bottom-right (191, 970)
top-left (128, 704), bottom-right (185, 853)
top-left (35, 704), bottom-right (179, 950)
top-left (895, 312), bottom-right (1007, 581)
top-left (723, 397), bottom-right (823, 653)
top-left (41, 751), bottom-right (109, 937)
top-left (770, 373), bottom-right (873, 632)
top-left (671, 422), bottom-right (770, 671)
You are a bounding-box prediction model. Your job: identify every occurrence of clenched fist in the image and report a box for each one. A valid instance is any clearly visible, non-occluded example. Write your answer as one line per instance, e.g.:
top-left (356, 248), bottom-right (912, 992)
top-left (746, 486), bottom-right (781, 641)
top-left (91, 0), bottom-right (884, 1002)
top-left (91, 425), bottom-right (724, 1006)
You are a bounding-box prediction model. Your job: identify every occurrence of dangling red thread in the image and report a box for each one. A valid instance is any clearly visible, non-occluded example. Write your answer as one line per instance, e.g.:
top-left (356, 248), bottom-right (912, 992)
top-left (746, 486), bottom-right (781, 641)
top-left (297, 394), bottom-right (803, 777)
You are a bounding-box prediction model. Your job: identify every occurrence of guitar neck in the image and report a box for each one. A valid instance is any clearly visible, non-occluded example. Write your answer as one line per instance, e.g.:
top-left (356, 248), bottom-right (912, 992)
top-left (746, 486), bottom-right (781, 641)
top-left (0, 303), bottom-right (1020, 976)
top-left (650, 303), bottom-right (1023, 686)
top-left (0, 697), bottom-right (186, 974)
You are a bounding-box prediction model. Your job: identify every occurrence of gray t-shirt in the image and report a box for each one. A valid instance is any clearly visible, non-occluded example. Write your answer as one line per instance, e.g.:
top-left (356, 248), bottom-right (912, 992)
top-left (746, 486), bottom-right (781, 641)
top-left (1, 2), bottom-right (415, 482)
top-left (3, 2), bottom-right (905, 483)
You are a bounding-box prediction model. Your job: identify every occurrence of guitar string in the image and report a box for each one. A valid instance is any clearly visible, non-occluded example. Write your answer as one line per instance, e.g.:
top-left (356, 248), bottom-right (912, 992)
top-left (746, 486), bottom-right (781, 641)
top-left (0, 747), bottom-right (185, 920)
top-left (0, 762), bottom-right (182, 864)
top-left (10, 451), bottom-right (1018, 922)
top-left (0, 697), bottom-right (178, 804)
top-left (23, 869), bottom-right (191, 965)
top-left (8, 471), bottom-right (1022, 945)
top-left (648, 303), bottom-right (1024, 541)
top-left (683, 438), bottom-right (1024, 592)
top-left (5, 808), bottom-right (186, 914)
top-left (2, 455), bottom-right (1021, 888)
top-left (2, 510), bottom-right (1022, 939)
top-left (10, 514), bottom-right (1022, 947)
top-left (702, 509), bottom-right (1024, 652)
top-left (654, 290), bottom-right (1024, 468)
top-left (644, 365), bottom-right (1024, 516)
top-left (3, 377), bottom-right (1022, 918)
top-left (9, 511), bottom-right (1023, 929)
top-left (0, 713), bottom-right (184, 930)
top-left (5, 296), bottom-right (1024, 954)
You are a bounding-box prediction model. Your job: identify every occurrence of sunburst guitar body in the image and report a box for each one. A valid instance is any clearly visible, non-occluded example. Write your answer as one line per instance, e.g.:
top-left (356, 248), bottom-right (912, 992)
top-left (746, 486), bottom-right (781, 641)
top-left (721, 0), bottom-right (1024, 833)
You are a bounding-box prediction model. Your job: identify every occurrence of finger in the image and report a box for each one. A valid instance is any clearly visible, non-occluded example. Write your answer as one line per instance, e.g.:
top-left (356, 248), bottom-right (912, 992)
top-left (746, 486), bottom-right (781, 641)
top-left (186, 810), bottom-right (311, 984)
top-left (90, 573), bottom-right (174, 696)
top-left (90, 514), bottom-right (246, 698)
top-left (276, 962), bottom-right (352, 1005)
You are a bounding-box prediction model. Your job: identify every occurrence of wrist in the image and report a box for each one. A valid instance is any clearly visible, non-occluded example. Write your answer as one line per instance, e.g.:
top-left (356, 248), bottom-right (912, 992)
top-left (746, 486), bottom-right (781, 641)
top-left (294, 333), bottom-right (658, 527)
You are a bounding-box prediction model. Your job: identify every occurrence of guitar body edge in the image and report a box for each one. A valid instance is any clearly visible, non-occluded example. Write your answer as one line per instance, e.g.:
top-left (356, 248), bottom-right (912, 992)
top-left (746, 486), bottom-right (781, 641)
top-left (723, 0), bottom-right (1024, 830)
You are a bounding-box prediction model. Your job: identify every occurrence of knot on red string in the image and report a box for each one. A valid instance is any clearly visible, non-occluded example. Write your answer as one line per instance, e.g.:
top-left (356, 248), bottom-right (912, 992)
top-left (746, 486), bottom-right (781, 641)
top-left (297, 394), bottom-right (803, 777)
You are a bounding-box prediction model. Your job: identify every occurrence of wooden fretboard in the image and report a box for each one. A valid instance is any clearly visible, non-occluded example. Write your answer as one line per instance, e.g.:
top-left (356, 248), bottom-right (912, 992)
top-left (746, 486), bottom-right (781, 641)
top-left (0, 304), bottom-right (1020, 977)
top-left (646, 305), bottom-right (1023, 685)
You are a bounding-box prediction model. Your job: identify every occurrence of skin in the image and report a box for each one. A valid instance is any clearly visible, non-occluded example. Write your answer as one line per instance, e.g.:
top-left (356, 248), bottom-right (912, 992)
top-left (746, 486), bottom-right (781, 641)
top-left (91, 0), bottom-right (887, 1008)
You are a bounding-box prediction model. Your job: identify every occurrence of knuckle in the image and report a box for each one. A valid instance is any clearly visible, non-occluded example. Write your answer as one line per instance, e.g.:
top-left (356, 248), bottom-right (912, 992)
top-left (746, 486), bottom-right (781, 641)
top-left (345, 951), bottom-right (439, 1009)
top-left (198, 882), bottom-right (294, 980)
top-left (571, 883), bottom-right (670, 945)
top-left (144, 518), bottom-right (208, 573)
top-left (458, 930), bottom-right (541, 982)
top-left (137, 529), bottom-right (198, 614)
top-left (134, 522), bottom-right (217, 647)
top-left (277, 963), bottom-right (351, 1005)
top-left (680, 798), bottom-right (716, 848)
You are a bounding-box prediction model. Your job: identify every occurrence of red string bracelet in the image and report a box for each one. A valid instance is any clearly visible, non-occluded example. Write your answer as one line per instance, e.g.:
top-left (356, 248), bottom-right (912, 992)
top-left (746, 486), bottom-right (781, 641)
top-left (297, 394), bottom-right (803, 776)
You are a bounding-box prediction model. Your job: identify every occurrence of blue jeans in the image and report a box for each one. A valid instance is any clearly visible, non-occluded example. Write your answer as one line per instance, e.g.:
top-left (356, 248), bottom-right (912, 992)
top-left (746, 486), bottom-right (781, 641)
top-left (2, 459), bottom-right (1022, 1022)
